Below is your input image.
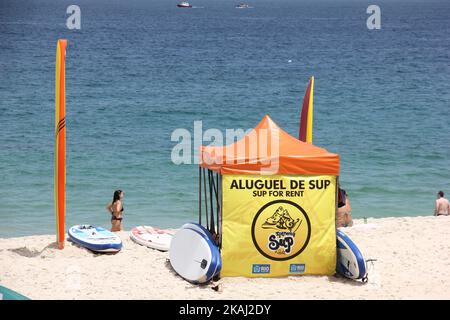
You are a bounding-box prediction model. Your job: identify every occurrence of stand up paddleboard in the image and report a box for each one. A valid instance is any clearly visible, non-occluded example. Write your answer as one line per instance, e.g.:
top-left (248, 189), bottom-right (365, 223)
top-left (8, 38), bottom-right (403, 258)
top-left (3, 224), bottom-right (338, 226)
top-left (54, 39), bottom-right (68, 250)
top-left (181, 222), bottom-right (222, 276)
top-left (181, 223), bottom-right (216, 242)
top-left (0, 285), bottom-right (30, 300)
top-left (68, 225), bottom-right (122, 253)
top-left (130, 226), bottom-right (174, 251)
top-left (336, 229), bottom-right (367, 280)
top-left (169, 227), bottom-right (221, 284)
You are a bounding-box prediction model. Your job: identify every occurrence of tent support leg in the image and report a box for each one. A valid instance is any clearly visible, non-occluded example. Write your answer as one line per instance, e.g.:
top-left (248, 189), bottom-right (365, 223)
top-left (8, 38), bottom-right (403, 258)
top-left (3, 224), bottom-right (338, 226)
top-left (203, 168), bottom-right (209, 229)
top-left (208, 170), bottom-right (215, 235)
top-left (199, 166), bottom-right (202, 225)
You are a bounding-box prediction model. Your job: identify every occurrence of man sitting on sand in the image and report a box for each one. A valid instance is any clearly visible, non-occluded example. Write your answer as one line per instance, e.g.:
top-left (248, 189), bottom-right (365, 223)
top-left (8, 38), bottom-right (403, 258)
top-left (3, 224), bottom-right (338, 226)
top-left (435, 191), bottom-right (450, 216)
top-left (337, 188), bottom-right (353, 227)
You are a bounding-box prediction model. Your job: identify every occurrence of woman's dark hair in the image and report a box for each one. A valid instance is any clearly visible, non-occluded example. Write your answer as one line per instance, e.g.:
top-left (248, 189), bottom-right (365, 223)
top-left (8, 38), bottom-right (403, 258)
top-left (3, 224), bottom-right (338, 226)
top-left (338, 188), bottom-right (347, 208)
top-left (438, 191), bottom-right (444, 197)
top-left (112, 190), bottom-right (123, 204)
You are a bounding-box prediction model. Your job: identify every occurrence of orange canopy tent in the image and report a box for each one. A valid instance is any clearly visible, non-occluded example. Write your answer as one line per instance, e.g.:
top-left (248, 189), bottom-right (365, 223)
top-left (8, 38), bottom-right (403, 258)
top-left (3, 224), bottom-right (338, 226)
top-left (199, 115), bottom-right (339, 175)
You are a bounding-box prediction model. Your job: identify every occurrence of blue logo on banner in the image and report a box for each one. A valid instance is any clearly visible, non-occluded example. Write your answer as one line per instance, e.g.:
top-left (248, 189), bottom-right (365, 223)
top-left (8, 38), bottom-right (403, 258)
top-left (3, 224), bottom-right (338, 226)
top-left (252, 264), bottom-right (271, 274)
top-left (289, 264), bottom-right (305, 273)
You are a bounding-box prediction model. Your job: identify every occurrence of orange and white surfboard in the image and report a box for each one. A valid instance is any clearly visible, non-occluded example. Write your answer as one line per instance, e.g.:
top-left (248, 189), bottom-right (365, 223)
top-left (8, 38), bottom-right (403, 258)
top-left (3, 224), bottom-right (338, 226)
top-left (55, 39), bottom-right (67, 250)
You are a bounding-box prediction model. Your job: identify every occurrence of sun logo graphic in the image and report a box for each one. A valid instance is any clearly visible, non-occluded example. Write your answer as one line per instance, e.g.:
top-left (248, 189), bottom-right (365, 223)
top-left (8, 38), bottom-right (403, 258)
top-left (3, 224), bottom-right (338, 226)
top-left (252, 200), bottom-right (311, 261)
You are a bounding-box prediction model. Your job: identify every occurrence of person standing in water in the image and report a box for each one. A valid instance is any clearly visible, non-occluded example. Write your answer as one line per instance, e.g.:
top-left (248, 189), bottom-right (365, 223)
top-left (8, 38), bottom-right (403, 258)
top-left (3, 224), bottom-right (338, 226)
top-left (106, 190), bottom-right (124, 232)
top-left (435, 191), bottom-right (450, 216)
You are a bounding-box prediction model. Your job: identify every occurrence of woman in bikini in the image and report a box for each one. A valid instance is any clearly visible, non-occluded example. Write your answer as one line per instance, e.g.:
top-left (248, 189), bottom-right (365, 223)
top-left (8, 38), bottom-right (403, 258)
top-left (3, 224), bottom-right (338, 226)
top-left (106, 190), bottom-right (124, 232)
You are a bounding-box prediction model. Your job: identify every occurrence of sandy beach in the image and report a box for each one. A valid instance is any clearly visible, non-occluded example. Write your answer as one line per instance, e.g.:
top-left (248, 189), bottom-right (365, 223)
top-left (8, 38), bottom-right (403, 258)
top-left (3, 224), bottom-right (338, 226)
top-left (1, 216), bottom-right (450, 300)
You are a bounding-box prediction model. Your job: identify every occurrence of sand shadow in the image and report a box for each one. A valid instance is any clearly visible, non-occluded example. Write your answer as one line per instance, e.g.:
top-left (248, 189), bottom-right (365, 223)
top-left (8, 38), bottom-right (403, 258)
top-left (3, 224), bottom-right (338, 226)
top-left (164, 259), bottom-right (222, 292)
top-left (66, 237), bottom-right (120, 257)
top-left (327, 274), bottom-right (368, 287)
top-left (8, 242), bottom-right (59, 258)
top-left (164, 259), bottom-right (179, 277)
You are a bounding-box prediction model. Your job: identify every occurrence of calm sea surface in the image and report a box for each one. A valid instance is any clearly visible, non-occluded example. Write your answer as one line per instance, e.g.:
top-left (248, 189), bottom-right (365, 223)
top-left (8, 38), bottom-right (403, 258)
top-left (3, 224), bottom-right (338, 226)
top-left (1, 0), bottom-right (449, 237)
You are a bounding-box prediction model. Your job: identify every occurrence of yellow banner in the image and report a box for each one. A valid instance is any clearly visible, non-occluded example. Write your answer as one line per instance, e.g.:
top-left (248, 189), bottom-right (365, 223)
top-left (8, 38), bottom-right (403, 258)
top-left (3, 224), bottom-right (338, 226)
top-left (221, 175), bottom-right (336, 277)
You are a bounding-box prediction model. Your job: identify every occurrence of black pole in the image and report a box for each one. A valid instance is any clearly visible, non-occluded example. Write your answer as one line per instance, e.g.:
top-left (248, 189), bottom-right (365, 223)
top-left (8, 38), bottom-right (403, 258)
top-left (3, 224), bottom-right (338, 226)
top-left (216, 172), bottom-right (220, 246)
top-left (203, 168), bottom-right (209, 228)
top-left (198, 166), bottom-right (202, 225)
top-left (220, 174), bottom-right (223, 249)
top-left (208, 170), bottom-right (215, 234)
top-left (210, 172), bottom-right (220, 235)
top-left (335, 176), bottom-right (339, 229)
top-left (215, 172), bottom-right (220, 235)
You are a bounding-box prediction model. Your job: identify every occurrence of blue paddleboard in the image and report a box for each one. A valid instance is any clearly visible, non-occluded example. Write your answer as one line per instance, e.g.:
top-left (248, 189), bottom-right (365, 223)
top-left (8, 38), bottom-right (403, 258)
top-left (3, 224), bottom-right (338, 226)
top-left (0, 285), bottom-right (30, 300)
top-left (68, 225), bottom-right (122, 253)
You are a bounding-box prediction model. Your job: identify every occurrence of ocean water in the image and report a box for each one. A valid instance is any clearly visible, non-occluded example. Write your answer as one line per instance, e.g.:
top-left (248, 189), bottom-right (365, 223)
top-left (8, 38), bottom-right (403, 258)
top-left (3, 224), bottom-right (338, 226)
top-left (0, 0), bottom-right (449, 237)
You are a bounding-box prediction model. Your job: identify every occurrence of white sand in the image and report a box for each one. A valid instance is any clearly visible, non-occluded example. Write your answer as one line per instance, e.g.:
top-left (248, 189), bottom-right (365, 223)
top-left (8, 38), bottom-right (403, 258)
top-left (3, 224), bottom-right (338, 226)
top-left (1, 216), bottom-right (450, 300)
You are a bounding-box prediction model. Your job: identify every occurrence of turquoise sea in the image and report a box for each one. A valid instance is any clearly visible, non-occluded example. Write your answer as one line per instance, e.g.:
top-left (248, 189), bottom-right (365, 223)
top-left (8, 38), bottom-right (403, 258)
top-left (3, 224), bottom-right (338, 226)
top-left (1, 0), bottom-right (449, 237)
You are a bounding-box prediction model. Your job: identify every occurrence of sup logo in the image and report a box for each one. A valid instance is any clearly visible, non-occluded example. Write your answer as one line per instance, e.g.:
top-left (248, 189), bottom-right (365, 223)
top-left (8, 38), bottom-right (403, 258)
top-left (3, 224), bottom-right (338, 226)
top-left (251, 200), bottom-right (311, 261)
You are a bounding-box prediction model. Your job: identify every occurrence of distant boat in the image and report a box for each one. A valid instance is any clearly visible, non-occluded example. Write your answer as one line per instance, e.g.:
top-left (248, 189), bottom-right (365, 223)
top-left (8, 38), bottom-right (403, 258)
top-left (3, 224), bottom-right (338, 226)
top-left (236, 3), bottom-right (251, 9)
top-left (177, 1), bottom-right (192, 8)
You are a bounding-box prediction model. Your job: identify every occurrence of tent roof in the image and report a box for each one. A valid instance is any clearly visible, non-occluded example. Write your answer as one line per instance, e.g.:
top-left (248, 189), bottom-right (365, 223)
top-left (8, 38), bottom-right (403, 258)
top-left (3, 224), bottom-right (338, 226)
top-left (199, 115), bottom-right (340, 175)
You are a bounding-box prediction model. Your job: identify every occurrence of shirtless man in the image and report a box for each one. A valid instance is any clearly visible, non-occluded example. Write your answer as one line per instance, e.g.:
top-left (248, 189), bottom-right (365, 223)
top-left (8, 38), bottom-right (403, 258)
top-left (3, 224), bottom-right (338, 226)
top-left (435, 191), bottom-right (450, 216)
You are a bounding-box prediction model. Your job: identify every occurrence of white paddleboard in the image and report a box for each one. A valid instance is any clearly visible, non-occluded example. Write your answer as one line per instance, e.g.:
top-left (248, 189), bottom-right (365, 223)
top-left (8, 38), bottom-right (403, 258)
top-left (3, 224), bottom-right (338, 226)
top-left (169, 228), bottom-right (220, 284)
top-left (181, 222), bottom-right (216, 242)
top-left (68, 225), bottom-right (122, 253)
top-left (130, 226), bottom-right (173, 251)
top-left (336, 229), bottom-right (367, 280)
top-left (181, 222), bottom-right (222, 276)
